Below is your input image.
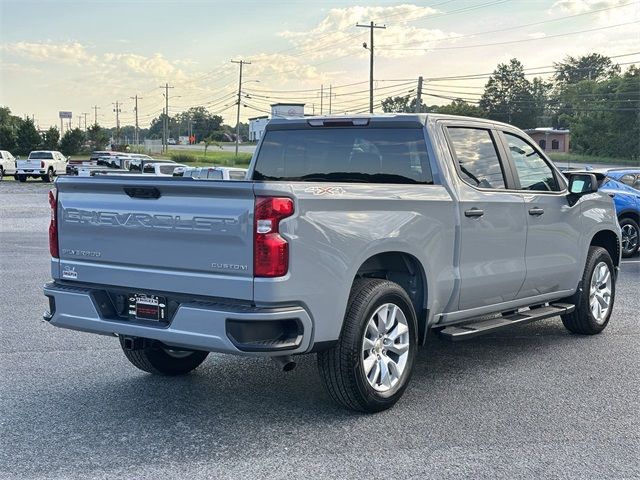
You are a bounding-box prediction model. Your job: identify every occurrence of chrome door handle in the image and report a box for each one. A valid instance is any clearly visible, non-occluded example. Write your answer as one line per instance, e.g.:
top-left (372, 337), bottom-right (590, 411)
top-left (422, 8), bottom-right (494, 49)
top-left (464, 208), bottom-right (484, 218)
top-left (529, 208), bottom-right (544, 216)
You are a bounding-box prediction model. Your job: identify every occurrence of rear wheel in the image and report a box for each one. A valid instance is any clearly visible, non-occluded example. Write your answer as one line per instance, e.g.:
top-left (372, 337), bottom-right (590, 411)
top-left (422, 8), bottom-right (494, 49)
top-left (17, 174), bottom-right (27, 183)
top-left (42, 168), bottom-right (54, 183)
top-left (620, 218), bottom-right (639, 258)
top-left (561, 246), bottom-right (615, 335)
top-left (317, 278), bottom-right (417, 413)
top-left (119, 337), bottom-right (209, 375)
top-left (0, 166), bottom-right (4, 181)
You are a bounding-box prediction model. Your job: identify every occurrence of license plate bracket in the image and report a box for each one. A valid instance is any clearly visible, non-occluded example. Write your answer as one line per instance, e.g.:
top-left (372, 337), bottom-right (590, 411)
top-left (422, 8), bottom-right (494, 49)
top-left (128, 293), bottom-right (167, 322)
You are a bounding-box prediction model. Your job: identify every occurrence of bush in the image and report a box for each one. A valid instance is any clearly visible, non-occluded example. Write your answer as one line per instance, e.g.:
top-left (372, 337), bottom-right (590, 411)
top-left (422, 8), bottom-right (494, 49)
top-left (170, 152), bottom-right (199, 163)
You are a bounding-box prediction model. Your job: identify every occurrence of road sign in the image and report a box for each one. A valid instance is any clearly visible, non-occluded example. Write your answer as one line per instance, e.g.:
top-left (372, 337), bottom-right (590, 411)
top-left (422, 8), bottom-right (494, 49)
top-left (59, 111), bottom-right (72, 119)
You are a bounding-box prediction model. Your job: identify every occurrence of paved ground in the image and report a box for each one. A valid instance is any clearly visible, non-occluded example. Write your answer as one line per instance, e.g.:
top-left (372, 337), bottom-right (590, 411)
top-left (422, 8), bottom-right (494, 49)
top-left (1, 182), bottom-right (639, 480)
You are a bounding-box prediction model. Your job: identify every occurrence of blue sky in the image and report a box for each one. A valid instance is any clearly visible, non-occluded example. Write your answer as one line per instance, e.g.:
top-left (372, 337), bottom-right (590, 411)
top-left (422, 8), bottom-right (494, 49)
top-left (0, 0), bottom-right (638, 129)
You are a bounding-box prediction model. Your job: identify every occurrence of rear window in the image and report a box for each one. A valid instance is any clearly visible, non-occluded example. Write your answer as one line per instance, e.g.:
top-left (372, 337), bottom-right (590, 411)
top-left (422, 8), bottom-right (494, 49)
top-left (253, 128), bottom-right (432, 184)
top-left (228, 170), bottom-right (246, 180)
top-left (159, 164), bottom-right (178, 175)
top-left (29, 152), bottom-right (53, 160)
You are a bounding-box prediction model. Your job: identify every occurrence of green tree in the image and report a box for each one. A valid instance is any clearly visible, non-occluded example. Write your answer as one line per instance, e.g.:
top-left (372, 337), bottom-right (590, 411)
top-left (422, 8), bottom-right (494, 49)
top-left (554, 53), bottom-right (620, 85)
top-left (381, 95), bottom-right (412, 113)
top-left (59, 128), bottom-right (85, 156)
top-left (15, 118), bottom-right (41, 155)
top-left (479, 59), bottom-right (537, 128)
top-left (0, 125), bottom-right (17, 151)
top-left (42, 126), bottom-right (60, 150)
top-left (86, 123), bottom-right (109, 150)
top-left (436, 99), bottom-right (485, 118)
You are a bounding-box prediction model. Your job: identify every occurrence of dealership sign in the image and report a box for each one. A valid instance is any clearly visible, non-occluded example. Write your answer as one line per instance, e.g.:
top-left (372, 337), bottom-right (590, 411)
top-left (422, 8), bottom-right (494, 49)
top-left (59, 111), bottom-right (72, 119)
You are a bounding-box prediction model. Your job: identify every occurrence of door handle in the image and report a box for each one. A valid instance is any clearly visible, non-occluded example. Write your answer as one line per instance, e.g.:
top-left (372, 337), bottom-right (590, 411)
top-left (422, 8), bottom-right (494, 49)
top-left (464, 208), bottom-right (484, 218)
top-left (528, 207), bottom-right (544, 216)
top-left (608, 193), bottom-right (616, 198)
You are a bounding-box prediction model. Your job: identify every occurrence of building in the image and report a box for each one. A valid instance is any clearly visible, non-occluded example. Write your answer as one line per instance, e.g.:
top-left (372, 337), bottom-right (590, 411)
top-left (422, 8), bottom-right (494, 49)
top-left (248, 116), bottom-right (269, 142)
top-left (248, 103), bottom-right (305, 142)
top-left (524, 127), bottom-right (570, 153)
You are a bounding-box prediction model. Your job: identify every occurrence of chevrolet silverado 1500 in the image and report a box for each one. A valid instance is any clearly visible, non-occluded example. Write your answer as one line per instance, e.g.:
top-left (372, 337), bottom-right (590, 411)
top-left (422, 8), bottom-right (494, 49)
top-left (43, 114), bottom-right (621, 412)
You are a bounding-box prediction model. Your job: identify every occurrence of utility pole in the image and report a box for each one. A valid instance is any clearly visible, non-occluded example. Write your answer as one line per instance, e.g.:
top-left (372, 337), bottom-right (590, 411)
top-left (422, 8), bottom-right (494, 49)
top-left (320, 84), bottom-right (324, 114)
top-left (159, 83), bottom-right (174, 152)
top-left (415, 76), bottom-right (423, 113)
top-left (92, 105), bottom-right (100, 126)
top-left (357, 21), bottom-right (386, 113)
top-left (130, 95), bottom-right (142, 151)
top-left (113, 101), bottom-right (121, 145)
top-left (231, 59), bottom-right (251, 158)
top-left (81, 112), bottom-right (88, 131)
top-left (78, 116), bottom-right (81, 129)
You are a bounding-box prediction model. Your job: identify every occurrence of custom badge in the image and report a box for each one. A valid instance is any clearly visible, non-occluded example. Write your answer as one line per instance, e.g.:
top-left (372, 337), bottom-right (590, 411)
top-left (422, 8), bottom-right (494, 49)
top-left (62, 266), bottom-right (78, 280)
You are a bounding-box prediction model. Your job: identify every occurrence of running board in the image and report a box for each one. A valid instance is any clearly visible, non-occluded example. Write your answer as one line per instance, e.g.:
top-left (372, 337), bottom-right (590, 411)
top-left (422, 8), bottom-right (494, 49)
top-left (438, 303), bottom-right (575, 342)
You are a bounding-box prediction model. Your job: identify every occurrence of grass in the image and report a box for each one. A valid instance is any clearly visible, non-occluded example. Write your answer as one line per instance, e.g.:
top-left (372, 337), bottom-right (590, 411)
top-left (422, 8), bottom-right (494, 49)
top-left (548, 152), bottom-right (639, 167)
top-left (167, 151), bottom-right (252, 167)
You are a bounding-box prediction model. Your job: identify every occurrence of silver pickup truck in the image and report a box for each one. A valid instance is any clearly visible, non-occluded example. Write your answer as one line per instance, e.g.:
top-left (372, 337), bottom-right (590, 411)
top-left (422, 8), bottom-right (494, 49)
top-left (43, 114), bottom-right (621, 412)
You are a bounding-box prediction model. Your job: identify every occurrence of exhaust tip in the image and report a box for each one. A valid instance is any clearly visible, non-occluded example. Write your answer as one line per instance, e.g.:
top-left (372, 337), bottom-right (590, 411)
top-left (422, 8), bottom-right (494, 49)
top-left (273, 355), bottom-right (297, 372)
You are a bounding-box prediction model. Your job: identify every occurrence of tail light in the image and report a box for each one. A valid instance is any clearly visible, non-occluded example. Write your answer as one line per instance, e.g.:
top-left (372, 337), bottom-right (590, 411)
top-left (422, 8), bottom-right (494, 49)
top-left (48, 189), bottom-right (59, 258)
top-left (254, 196), bottom-right (294, 277)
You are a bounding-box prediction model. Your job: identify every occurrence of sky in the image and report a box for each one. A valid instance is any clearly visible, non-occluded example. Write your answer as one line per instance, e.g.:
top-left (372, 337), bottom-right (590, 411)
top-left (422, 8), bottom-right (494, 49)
top-left (0, 0), bottom-right (638, 130)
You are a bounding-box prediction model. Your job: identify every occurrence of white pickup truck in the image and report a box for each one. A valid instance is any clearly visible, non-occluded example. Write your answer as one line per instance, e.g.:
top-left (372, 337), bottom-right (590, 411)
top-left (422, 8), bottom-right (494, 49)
top-left (0, 150), bottom-right (17, 180)
top-left (16, 150), bottom-right (67, 183)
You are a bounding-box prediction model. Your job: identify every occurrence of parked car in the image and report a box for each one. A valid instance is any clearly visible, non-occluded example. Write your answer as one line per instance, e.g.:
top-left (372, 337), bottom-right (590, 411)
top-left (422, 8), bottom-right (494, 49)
top-left (594, 169), bottom-right (640, 257)
top-left (181, 166), bottom-right (247, 180)
top-left (142, 162), bottom-right (187, 176)
top-left (128, 157), bottom-right (174, 173)
top-left (16, 150), bottom-right (67, 182)
top-left (0, 150), bottom-right (17, 180)
top-left (168, 138), bottom-right (177, 145)
top-left (43, 114), bottom-right (621, 412)
top-left (76, 155), bottom-right (133, 176)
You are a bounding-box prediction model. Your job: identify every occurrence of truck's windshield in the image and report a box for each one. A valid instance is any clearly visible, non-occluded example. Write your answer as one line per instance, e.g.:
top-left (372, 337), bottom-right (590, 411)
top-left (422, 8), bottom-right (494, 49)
top-left (253, 128), bottom-right (433, 184)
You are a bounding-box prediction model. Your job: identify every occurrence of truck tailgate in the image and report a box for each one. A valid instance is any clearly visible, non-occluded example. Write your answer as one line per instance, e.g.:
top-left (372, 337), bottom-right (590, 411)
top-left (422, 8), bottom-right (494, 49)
top-left (55, 176), bottom-right (255, 300)
top-left (18, 159), bottom-right (41, 170)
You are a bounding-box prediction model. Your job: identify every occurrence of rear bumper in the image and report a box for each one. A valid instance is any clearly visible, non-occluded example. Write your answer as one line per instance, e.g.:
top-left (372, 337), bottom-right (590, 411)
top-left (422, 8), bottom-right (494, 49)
top-left (17, 169), bottom-right (45, 175)
top-left (43, 282), bottom-right (313, 356)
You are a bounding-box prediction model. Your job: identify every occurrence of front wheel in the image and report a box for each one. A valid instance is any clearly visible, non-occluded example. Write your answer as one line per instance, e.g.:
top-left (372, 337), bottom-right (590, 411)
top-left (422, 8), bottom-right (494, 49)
top-left (0, 167), bottom-right (4, 181)
top-left (317, 278), bottom-right (417, 413)
top-left (561, 246), bottom-right (615, 335)
top-left (119, 337), bottom-right (209, 375)
top-left (620, 218), bottom-right (639, 258)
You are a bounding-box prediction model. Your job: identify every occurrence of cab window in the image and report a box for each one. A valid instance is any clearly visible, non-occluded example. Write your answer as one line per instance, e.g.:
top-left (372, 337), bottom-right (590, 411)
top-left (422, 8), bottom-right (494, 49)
top-left (503, 133), bottom-right (560, 192)
top-left (447, 127), bottom-right (506, 189)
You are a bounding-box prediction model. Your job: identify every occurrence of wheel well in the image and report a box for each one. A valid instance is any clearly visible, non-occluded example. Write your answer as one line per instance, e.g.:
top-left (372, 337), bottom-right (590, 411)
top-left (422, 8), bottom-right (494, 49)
top-left (591, 230), bottom-right (620, 269)
top-left (355, 252), bottom-right (428, 344)
top-left (618, 211), bottom-right (639, 225)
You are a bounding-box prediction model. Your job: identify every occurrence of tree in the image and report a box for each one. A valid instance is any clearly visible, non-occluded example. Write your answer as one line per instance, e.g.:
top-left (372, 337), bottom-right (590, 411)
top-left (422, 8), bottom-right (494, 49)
top-left (0, 125), bottom-right (17, 152)
top-left (176, 107), bottom-right (223, 141)
top-left (381, 95), bottom-right (412, 113)
top-left (59, 128), bottom-right (85, 156)
top-left (42, 126), bottom-right (60, 150)
top-left (554, 53), bottom-right (620, 85)
top-left (436, 99), bottom-right (485, 118)
top-left (86, 124), bottom-right (109, 150)
top-left (15, 118), bottom-right (41, 155)
top-left (479, 59), bottom-right (537, 128)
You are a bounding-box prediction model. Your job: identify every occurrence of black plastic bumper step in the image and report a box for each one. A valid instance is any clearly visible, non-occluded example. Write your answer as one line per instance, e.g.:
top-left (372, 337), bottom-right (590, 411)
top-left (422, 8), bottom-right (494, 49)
top-left (438, 303), bottom-right (575, 342)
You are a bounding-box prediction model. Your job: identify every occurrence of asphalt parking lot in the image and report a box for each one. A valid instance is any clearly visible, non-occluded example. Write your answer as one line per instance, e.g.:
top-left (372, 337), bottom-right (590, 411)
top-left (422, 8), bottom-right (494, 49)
top-left (1, 181), bottom-right (639, 480)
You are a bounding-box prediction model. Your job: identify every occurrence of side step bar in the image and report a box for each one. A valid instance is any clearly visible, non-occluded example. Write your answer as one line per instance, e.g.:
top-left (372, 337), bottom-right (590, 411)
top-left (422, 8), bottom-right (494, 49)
top-left (438, 303), bottom-right (575, 342)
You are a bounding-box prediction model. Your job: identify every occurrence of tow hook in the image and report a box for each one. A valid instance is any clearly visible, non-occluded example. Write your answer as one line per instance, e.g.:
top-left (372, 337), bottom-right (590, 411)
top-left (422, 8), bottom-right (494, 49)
top-left (272, 355), bottom-right (297, 372)
top-left (120, 336), bottom-right (146, 351)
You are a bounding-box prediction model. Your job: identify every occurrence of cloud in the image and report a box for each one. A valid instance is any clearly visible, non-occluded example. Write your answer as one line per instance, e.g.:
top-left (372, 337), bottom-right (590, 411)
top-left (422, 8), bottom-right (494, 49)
top-left (103, 52), bottom-right (187, 80)
top-left (1, 41), bottom-right (96, 65)
top-left (550, 0), bottom-right (629, 14)
top-left (277, 4), bottom-right (458, 60)
top-left (528, 32), bottom-right (547, 39)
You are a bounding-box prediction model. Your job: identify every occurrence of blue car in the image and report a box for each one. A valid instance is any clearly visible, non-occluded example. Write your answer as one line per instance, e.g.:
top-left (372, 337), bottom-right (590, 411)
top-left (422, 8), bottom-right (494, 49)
top-left (597, 169), bottom-right (640, 257)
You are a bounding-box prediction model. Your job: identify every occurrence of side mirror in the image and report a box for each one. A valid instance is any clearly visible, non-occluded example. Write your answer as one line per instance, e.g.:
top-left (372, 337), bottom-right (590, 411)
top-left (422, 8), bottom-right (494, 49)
top-left (568, 173), bottom-right (598, 195)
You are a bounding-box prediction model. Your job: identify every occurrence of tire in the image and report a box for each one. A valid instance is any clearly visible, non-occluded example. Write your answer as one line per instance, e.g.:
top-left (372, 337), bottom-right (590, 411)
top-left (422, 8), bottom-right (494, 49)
top-left (17, 174), bottom-right (27, 183)
top-left (0, 167), bottom-right (3, 181)
top-left (619, 218), bottom-right (639, 258)
top-left (119, 337), bottom-right (209, 375)
top-left (317, 278), bottom-right (418, 413)
top-left (561, 246), bottom-right (615, 335)
top-left (42, 168), bottom-right (54, 183)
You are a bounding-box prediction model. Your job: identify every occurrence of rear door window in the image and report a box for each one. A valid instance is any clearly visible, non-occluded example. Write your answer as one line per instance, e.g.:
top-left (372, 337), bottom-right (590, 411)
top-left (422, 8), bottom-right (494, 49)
top-left (446, 127), bottom-right (506, 189)
top-left (253, 128), bottom-right (432, 184)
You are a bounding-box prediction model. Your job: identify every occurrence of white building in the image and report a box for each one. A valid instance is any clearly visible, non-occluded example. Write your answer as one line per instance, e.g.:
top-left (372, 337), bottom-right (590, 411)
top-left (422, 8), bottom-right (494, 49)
top-left (248, 103), bottom-right (305, 142)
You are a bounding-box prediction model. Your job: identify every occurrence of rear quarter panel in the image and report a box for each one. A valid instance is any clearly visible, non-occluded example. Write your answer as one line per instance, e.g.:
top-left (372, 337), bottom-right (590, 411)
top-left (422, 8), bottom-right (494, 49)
top-left (253, 181), bottom-right (457, 344)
